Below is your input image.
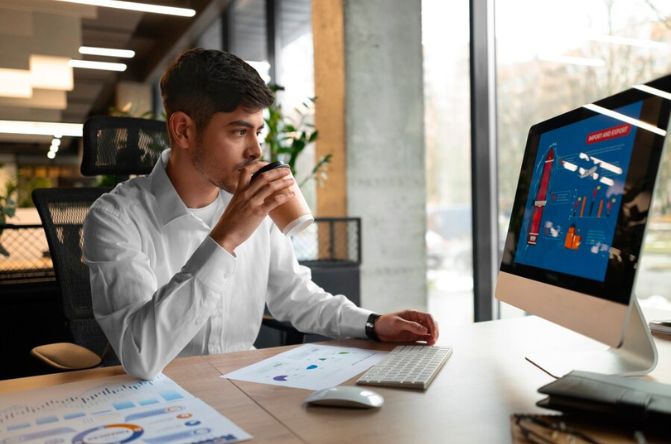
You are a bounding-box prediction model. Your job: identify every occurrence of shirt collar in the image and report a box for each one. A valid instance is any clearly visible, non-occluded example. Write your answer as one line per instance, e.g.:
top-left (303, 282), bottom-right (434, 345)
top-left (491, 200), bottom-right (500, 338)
top-left (149, 149), bottom-right (232, 226)
top-left (148, 149), bottom-right (191, 226)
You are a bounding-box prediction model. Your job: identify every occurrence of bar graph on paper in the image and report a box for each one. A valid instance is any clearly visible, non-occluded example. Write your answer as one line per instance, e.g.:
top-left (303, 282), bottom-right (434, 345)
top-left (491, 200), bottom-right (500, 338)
top-left (0, 374), bottom-right (252, 443)
top-left (0, 373), bottom-right (192, 427)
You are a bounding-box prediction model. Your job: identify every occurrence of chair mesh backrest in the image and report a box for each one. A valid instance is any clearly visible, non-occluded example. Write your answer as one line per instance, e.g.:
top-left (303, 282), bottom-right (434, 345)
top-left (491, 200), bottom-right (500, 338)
top-left (81, 116), bottom-right (167, 176)
top-left (32, 187), bottom-right (112, 356)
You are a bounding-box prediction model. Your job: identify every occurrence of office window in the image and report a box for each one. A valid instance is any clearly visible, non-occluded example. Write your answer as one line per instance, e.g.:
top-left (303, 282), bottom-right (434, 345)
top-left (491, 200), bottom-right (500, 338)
top-left (422, 0), bottom-right (473, 325)
top-left (228, 0), bottom-right (271, 82)
top-left (495, 0), bottom-right (671, 316)
top-left (196, 16), bottom-right (223, 50)
top-left (277, 0), bottom-right (315, 206)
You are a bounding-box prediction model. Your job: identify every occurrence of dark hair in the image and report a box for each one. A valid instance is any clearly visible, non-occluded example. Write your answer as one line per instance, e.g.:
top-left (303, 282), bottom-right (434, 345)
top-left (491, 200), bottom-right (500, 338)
top-left (160, 48), bottom-right (274, 131)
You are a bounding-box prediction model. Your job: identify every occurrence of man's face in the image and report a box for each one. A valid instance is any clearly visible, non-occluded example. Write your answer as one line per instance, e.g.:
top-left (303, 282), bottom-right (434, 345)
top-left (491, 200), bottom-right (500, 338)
top-left (191, 107), bottom-right (265, 193)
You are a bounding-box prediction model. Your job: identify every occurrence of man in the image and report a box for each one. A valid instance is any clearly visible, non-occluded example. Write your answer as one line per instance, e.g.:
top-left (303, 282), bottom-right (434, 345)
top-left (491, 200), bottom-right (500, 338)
top-left (83, 48), bottom-right (438, 380)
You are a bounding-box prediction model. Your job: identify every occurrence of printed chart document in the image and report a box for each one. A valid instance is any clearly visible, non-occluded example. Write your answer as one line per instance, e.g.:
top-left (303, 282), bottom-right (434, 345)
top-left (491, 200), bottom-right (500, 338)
top-left (223, 344), bottom-right (387, 390)
top-left (0, 373), bottom-right (251, 444)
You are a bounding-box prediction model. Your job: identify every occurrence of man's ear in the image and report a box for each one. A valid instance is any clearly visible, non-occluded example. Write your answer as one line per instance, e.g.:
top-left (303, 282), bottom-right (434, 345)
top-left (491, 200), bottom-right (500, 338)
top-left (167, 111), bottom-right (196, 150)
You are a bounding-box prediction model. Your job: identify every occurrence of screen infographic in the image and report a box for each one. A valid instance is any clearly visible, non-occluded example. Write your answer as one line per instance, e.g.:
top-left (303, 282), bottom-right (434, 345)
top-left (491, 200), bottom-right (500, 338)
top-left (514, 101), bottom-right (643, 282)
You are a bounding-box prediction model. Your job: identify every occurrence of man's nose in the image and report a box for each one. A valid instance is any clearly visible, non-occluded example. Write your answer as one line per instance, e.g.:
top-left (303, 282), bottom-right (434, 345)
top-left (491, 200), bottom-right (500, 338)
top-left (247, 136), bottom-right (262, 159)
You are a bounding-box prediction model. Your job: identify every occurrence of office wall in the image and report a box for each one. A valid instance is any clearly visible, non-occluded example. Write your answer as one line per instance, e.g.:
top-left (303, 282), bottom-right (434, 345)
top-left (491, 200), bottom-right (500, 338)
top-left (344, 0), bottom-right (427, 312)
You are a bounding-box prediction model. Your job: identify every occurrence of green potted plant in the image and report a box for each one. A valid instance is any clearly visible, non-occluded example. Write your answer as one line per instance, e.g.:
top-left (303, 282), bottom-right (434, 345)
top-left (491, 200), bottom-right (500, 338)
top-left (264, 85), bottom-right (331, 188)
top-left (0, 166), bottom-right (17, 257)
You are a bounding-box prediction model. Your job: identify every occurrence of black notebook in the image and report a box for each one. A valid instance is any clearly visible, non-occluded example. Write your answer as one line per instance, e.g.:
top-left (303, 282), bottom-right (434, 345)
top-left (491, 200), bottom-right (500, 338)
top-left (537, 370), bottom-right (671, 429)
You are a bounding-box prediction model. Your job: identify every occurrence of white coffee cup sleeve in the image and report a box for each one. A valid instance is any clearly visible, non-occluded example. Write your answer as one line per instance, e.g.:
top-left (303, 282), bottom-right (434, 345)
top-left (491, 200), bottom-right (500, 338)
top-left (282, 214), bottom-right (315, 236)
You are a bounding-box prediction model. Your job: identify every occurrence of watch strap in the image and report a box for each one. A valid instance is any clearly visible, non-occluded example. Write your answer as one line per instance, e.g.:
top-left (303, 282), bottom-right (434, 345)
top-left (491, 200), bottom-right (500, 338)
top-left (365, 313), bottom-right (382, 341)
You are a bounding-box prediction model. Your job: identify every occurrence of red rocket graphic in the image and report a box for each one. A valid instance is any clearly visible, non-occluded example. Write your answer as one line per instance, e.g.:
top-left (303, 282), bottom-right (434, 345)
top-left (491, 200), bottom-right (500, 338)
top-left (528, 147), bottom-right (555, 245)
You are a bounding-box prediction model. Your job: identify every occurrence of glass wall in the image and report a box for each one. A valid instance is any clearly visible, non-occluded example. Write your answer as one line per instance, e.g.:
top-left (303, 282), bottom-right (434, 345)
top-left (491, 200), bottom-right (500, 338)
top-left (495, 0), bottom-right (671, 316)
top-left (224, 0), bottom-right (317, 204)
top-left (278, 0), bottom-right (313, 103)
top-left (277, 0), bottom-right (316, 207)
top-left (422, 0), bottom-right (473, 325)
top-left (228, 0), bottom-right (271, 82)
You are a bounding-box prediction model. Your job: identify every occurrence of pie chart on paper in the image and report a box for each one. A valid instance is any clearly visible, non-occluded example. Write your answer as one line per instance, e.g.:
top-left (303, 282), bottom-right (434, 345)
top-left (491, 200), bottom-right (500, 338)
top-left (224, 344), bottom-right (388, 390)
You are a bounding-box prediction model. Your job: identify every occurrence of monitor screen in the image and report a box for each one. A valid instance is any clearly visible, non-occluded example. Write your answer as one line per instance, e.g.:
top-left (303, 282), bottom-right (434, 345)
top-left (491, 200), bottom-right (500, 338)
top-left (500, 75), bottom-right (671, 306)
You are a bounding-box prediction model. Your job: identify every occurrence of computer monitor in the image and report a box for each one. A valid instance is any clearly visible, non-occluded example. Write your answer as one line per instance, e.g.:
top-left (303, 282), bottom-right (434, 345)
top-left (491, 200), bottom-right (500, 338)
top-left (496, 73), bottom-right (671, 376)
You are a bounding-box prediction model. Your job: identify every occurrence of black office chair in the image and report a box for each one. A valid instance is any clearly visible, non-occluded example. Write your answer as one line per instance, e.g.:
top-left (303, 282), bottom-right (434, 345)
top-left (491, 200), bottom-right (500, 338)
top-left (81, 115), bottom-right (166, 178)
top-left (31, 187), bottom-right (115, 370)
top-left (29, 116), bottom-right (168, 371)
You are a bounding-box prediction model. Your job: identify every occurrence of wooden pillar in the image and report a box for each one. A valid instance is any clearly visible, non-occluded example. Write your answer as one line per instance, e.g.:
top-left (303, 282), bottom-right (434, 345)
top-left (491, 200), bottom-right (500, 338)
top-left (312, 0), bottom-right (346, 217)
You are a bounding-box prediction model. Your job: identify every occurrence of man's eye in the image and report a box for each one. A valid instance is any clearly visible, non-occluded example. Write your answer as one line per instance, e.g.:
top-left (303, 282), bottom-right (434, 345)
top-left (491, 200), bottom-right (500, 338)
top-left (236, 129), bottom-right (247, 136)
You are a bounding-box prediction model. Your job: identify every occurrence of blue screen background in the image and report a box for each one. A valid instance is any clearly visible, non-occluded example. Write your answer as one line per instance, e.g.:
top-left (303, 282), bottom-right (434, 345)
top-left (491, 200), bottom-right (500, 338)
top-left (514, 101), bottom-right (642, 281)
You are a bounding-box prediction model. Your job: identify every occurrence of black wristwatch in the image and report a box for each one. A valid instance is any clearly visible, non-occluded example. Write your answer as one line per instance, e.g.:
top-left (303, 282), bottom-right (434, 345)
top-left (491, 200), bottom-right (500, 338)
top-left (365, 313), bottom-right (382, 341)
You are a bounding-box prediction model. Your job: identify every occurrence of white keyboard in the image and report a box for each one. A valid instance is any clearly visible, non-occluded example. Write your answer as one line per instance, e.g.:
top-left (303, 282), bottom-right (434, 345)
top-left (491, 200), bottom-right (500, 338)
top-left (356, 345), bottom-right (453, 390)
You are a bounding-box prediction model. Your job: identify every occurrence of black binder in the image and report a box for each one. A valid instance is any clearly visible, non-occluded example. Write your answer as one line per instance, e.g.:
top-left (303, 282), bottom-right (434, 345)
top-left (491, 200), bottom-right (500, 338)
top-left (537, 370), bottom-right (671, 428)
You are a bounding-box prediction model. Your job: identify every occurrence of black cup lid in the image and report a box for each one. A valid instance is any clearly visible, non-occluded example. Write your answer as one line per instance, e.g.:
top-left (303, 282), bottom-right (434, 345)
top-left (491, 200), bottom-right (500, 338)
top-left (251, 161), bottom-right (290, 181)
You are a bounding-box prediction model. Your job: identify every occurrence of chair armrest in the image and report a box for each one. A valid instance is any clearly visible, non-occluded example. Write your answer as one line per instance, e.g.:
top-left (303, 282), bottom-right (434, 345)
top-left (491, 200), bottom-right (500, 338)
top-left (31, 342), bottom-right (102, 370)
top-left (261, 315), bottom-right (305, 345)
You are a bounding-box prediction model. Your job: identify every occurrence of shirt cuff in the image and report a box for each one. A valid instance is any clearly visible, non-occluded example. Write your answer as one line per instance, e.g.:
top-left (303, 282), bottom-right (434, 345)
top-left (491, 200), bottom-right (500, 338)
top-left (340, 306), bottom-right (374, 338)
top-left (182, 235), bottom-right (236, 292)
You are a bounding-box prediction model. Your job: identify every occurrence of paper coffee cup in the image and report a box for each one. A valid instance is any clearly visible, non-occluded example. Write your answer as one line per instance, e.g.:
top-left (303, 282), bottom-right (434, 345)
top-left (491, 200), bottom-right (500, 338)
top-left (251, 162), bottom-right (314, 236)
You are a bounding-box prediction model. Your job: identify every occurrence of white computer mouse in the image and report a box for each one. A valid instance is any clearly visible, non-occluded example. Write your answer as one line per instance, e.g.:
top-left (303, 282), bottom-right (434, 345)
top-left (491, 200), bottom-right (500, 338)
top-left (304, 385), bottom-right (384, 408)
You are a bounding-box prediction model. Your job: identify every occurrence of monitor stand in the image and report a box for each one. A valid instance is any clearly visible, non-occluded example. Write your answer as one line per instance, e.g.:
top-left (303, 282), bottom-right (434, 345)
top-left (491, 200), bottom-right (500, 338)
top-left (525, 297), bottom-right (658, 378)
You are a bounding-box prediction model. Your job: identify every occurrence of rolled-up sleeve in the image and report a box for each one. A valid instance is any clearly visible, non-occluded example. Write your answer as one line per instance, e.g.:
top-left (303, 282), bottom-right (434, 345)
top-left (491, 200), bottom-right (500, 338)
top-left (83, 204), bottom-right (235, 379)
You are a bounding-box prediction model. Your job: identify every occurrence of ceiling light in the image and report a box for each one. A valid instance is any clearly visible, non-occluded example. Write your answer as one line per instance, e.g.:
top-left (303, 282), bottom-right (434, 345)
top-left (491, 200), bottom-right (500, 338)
top-left (539, 55), bottom-right (605, 67)
top-left (56, 0), bottom-right (196, 17)
top-left (0, 69), bottom-right (32, 98)
top-left (30, 55), bottom-right (74, 91)
top-left (79, 46), bottom-right (135, 58)
top-left (47, 151), bottom-right (56, 159)
top-left (0, 120), bottom-right (83, 137)
top-left (69, 60), bottom-right (127, 72)
top-left (0, 89), bottom-right (67, 110)
top-left (583, 103), bottom-right (667, 137)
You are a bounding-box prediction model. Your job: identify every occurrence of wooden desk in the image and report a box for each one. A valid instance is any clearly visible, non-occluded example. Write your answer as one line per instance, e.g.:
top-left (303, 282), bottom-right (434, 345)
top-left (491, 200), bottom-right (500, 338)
top-left (207, 316), bottom-right (671, 443)
top-left (2, 316), bottom-right (670, 443)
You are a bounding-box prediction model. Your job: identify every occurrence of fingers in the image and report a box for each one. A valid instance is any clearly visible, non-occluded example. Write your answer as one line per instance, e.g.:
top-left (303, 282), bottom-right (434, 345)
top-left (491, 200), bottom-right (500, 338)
top-left (397, 318), bottom-right (428, 336)
top-left (243, 167), bottom-right (295, 208)
top-left (379, 310), bottom-right (440, 345)
top-left (246, 166), bottom-right (291, 193)
top-left (237, 164), bottom-right (255, 190)
top-left (417, 312), bottom-right (439, 345)
top-left (262, 184), bottom-right (296, 213)
top-left (403, 311), bottom-right (438, 335)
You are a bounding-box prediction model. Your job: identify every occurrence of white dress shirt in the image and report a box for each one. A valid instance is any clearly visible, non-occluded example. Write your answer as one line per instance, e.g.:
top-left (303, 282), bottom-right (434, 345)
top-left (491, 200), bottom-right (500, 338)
top-left (83, 149), bottom-right (371, 379)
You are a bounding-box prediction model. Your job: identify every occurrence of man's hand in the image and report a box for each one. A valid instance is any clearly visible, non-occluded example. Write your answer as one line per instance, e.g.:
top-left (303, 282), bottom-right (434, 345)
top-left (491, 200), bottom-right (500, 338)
top-left (374, 310), bottom-right (439, 345)
top-left (211, 165), bottom-right (294, 254)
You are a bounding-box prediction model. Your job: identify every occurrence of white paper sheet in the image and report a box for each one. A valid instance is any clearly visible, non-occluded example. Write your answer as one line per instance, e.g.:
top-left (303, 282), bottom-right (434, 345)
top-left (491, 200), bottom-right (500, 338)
top-left (0, 374), bottom-right (251, 444)
top-left (223, 344), bottom-right (387, 390)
